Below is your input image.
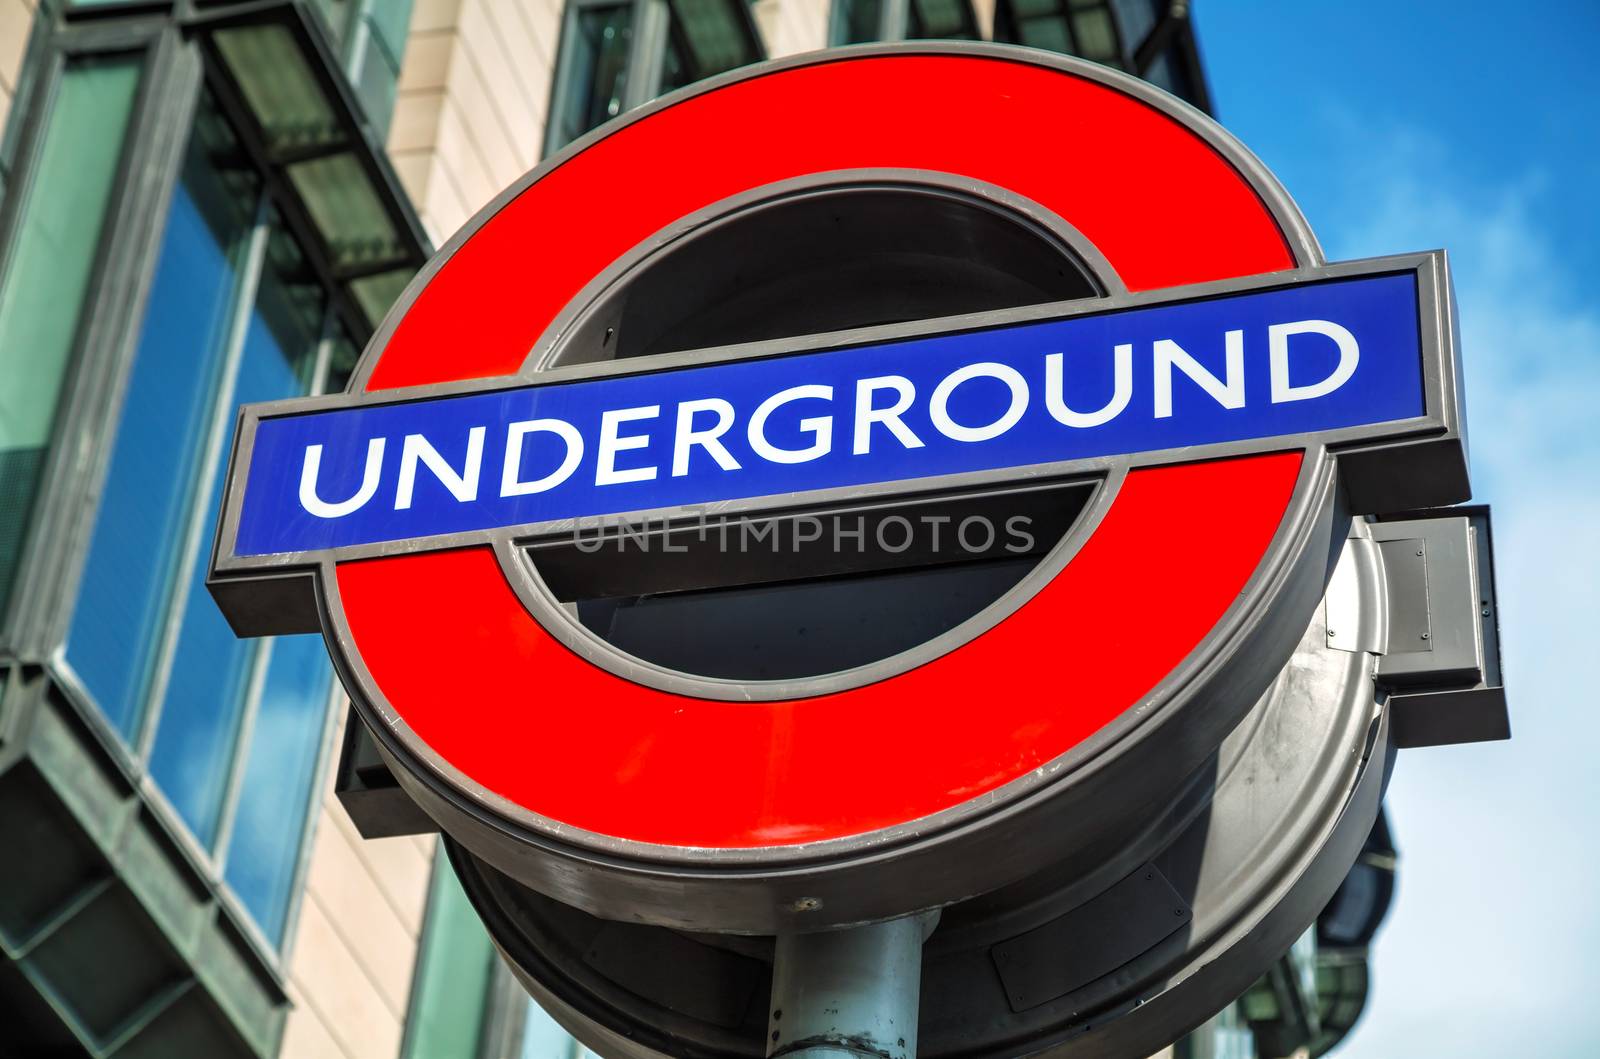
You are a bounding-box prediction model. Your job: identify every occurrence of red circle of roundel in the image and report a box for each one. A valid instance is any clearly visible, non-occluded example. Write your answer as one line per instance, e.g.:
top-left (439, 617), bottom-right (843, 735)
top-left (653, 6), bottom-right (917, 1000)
top-left (336, 53), bottom-right (1305, 848)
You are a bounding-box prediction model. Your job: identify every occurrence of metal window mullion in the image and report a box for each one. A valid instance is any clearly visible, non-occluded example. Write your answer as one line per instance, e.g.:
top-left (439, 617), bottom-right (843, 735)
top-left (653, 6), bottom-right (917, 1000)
top-left (1130, 2), bottom-right (1179, 73)
top-left (543, 0), bottom-right (627, 157)
top-left (477, 960), bottom-right (533, 1059)
top-left (1072, 0), bottom-right (1122, 65)
top-left (211, 635), bottom-right (274, 863)
top-left (133, 194), bottom-right (273, 763)
top-left (270, 307), bottom-right (345, 959)
top-left (624, 0), bottom-right (673, 109)
top-left (881, 0), bottom-right (912, 42)
top-left (1, 25), bottom-right (201, 661)
top-left (276, 679), bottom-right (348, 964)
top-left (540, 1), bottom-right (582, 157)
top-left (193, 49), bottom-right (388, 357)
top-left (343, 0), bottom-right (374, 86)
top-left (398, 842), bottom-right (451, 1059)
top-left (0, 0), bottom-right (57, 226)
top-left (210, 866), bottom-right (293, 980)
top-left (310, 305), bottom-right (337, 397)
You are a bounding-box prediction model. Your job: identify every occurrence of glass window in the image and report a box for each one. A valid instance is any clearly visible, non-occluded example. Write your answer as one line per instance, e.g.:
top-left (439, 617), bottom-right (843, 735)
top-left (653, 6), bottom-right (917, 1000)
top-left (222, 336), bottom-right (356, 943)
top-left (1070, 2), bottom-right (1120, 65)
top-left (146, 220), bottom-right (326, 846)
top-left (1142, 45), bottom-right (1197, 102)
top-left (309, 0), bottom-right (360, 45)
top-left (64, 90), bottom-right (345, 947)
top-left (907, 0), bottom-right (978, 40)
top-left (991, 0), bottom-right (1207, 108)
top-left (0, 55), bottom-right (141, 616)
top-left (830, 0), bottom-right (884, 44)
top-left (405, 848), bottom-right (587, 1059)
top-left (546, 0), bottom-right (763, 154)
top-left (67, 95), bottom-right (259, 738)
top-left (1109, 0), bottom-right (1157, 50)
top-left (403, 850), bottom-right (499, 1059)
top-left (829, 0), bottom-right (977, 44)
top-left (549, 1), bottom-right (636, 151)
top-left (664, 0), bottom-right (768, 87)
top-left (221, 636), bottom-right (334, 939)
top-left (346, 0), bottom-right (418, 137)
top-left (993, 0), bottom-right (1123, 66)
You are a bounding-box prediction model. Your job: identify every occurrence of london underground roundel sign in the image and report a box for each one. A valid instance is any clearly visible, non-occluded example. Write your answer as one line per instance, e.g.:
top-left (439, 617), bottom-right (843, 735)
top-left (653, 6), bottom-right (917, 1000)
top-left (208, 44), bottom-right (1466, 932)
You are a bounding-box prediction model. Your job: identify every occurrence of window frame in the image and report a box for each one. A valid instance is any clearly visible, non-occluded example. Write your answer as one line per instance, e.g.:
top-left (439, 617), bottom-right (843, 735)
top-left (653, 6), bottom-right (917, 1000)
top-left (402, 843), bottom-right (587, 1059)
top-left (45, 163), bottom-right (353, 962)
top-left (0, 15), bottom-right (187, 657)
top-left (988, 0), bottom-right (1214, 112)
top-left (828, 0), bottom-right (980, 46)
top-left (0, 2), bottom-right (420, 981)
top-left (542, 0), bottom-right (766, 157)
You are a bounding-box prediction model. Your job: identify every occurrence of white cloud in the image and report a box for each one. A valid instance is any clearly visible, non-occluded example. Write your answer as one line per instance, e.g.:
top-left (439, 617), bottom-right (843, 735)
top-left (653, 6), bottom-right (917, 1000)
top-left (1319, 124), bottom-right (1600, 1057)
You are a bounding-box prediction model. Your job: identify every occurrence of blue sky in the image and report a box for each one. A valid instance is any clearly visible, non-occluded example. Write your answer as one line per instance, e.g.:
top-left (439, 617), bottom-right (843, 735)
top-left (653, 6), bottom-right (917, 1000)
top-left (1193, 3), bottom-right (1600, 1054)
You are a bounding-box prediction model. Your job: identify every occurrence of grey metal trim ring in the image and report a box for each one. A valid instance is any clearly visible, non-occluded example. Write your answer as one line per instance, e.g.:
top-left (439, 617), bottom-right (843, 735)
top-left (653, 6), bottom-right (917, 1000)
top-left (204, 43), bottom-right (1464, 931)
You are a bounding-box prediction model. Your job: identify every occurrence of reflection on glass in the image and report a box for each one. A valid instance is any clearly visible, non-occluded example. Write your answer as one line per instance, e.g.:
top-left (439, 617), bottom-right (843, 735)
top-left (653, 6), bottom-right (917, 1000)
top-left (287, 152), bottom-right (405, 270)
top-left (548, 0), bottom-right (762, 151)
top-left (659, 22), bottom-right (693, 94)
top-left (64, 86), bottom-right (345, 946)
top-left (549, 2), bottom-right (635, 150)
top-left (666, 0), bottom-right (758, 81)
top-left (0, 55), bottom-right (140, 614)
top-left (908, 0), bottom-right (977, 39)
top-left (349, 266), bottom-right (415, 330)
top-left (148, 220), bottom-right (325, 848)
top-left (222, 328), bottom-right (352, 941)
top-left (993, 0), bottom-right (1075, 55)
top-left (222, 633), bottom-right (332, 940)
top-left (1142, 47), bottom-right (1195, 101)
top-left (1109, 0), bottom-right (1157, 49)
top-left (213, 23), bottom-right (342, 154)
top-left (68, 93), bottom-right (258, 737)
top-left (831, 0), bottom-right (884, 44)
top-left (1070, 3), bottom-right (1120, 64)
top-left (403, 853), bottom-right (496, 1059)
top-left (992, 0), bottom-right (1123, 65)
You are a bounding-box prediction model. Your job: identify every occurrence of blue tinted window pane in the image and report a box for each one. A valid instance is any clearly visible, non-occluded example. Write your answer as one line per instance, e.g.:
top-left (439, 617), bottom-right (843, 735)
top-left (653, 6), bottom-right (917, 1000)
top-left (149, 223), bottom-right (322, 849)
top-left (145, 465), bottom-right (258, 845)
top-left (66, 104), bottom-right (255, 736)
top-left (222, 329), bottom-right (347, 942)
top-left (223, 633), bottom-right (331, 940)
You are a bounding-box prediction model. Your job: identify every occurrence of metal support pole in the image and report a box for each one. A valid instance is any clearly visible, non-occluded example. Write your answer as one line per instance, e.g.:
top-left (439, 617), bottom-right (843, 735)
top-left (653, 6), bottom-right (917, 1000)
top-left (766, 913), bottom-right (937, 1059)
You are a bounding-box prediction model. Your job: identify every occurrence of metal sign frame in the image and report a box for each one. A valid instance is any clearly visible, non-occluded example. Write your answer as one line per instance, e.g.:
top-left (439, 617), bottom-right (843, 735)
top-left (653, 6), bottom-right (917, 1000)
top-left (209, 250), bottom-right (1463, 599)
top-left (204, 43), bottom-right (1469, 932)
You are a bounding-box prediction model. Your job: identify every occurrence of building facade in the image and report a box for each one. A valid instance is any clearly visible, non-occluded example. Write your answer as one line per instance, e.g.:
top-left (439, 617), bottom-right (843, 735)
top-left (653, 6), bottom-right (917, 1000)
top-left (0, 2), bottom-right (1382, 1057)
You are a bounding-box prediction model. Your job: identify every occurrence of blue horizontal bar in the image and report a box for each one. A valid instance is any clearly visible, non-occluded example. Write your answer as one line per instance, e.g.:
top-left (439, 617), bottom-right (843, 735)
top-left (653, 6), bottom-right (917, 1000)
top-left (233, 272), bottom-right (1423, 557)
